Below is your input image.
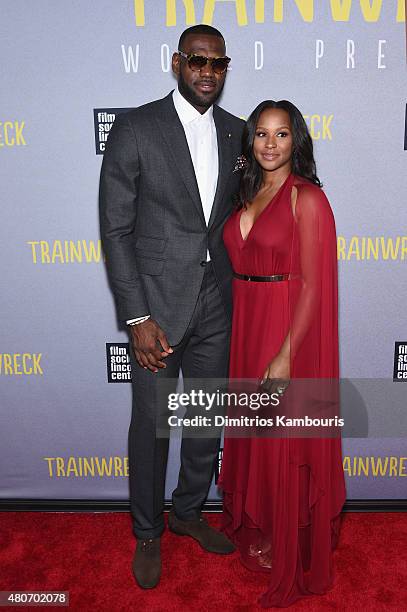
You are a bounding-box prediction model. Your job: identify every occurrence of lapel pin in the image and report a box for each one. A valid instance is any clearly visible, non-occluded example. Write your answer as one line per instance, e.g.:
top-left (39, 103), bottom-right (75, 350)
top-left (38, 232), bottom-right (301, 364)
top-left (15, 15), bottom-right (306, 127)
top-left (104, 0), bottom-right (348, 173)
top-left (233, 155), bottom-right (248, 173)
top-left (227, 133), bottom-right (231, 138)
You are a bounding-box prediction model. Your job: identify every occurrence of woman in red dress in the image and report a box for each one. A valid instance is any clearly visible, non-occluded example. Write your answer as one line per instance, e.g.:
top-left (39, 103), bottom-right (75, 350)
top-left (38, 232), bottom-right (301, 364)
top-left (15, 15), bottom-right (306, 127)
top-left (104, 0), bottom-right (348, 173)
top-left (218, 100), bottom-right (346, 607)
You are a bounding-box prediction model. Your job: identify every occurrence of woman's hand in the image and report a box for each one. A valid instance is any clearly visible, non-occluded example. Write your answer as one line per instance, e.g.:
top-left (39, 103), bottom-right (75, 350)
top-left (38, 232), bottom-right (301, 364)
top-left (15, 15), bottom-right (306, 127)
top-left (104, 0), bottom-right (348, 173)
top-left (260, 352), bottom-right (290, 396)
top-left (262, 352), bottom-right (290, 382)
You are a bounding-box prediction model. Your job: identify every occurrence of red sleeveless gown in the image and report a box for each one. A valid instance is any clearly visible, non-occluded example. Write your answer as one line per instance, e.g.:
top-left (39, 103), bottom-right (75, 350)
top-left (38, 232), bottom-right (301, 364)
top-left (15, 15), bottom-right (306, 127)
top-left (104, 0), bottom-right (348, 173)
top-left (218, 173), bottom-right (346, 608)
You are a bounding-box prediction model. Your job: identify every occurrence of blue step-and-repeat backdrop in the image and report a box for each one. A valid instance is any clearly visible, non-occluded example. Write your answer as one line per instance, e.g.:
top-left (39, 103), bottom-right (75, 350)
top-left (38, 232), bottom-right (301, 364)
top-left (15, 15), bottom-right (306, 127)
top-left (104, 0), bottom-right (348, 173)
top-left (1, 1), bottom-right (406, 502)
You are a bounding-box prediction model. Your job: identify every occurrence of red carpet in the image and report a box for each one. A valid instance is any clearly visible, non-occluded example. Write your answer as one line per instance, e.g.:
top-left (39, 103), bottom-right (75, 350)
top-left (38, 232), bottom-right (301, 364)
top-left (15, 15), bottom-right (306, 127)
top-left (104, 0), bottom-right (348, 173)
top-left (0, 512), bottom-right (406, 611)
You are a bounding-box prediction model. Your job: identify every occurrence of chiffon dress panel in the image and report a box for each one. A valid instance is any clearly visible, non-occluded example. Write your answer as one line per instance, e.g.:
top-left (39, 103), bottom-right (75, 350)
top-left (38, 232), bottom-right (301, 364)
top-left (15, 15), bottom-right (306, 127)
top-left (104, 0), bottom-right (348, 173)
top-left (218, 173), bottom-right (346, 608)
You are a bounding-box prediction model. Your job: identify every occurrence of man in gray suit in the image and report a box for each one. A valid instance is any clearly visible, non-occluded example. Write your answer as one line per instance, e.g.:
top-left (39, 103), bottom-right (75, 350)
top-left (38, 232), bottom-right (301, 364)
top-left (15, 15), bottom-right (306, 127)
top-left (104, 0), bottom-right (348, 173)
top-left (99, 24), bottom-right (244, 589)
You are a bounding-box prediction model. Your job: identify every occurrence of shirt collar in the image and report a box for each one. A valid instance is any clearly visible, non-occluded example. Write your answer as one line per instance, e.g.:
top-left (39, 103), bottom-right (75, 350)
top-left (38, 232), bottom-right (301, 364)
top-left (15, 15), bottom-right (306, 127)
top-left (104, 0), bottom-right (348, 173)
top-left (173, 86), bottom-right (214, 125)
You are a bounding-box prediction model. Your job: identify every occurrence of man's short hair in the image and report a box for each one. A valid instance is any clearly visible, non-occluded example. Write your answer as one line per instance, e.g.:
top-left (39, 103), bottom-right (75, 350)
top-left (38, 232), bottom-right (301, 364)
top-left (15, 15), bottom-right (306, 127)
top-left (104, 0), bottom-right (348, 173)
top-left (178, 25), bottom-right (225, 51)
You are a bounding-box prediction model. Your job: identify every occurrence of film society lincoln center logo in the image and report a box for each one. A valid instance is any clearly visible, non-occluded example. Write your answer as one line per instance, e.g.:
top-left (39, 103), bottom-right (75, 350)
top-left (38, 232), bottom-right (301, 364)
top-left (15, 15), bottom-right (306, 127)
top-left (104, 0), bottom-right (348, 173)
top-left (393, 342), bottom-right (407, 381)
top-left (106, 343), bottom-right (132, 383)
top-left (93, 108), bottom-right (133, 154)
top-left (214, 448), bottom-right (223, 484)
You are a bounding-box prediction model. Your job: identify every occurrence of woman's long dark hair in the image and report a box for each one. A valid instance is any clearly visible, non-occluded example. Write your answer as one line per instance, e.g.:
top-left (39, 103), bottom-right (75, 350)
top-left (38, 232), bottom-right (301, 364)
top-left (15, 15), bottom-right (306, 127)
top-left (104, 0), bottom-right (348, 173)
top-left (237, 100), bottom-right (322, 209)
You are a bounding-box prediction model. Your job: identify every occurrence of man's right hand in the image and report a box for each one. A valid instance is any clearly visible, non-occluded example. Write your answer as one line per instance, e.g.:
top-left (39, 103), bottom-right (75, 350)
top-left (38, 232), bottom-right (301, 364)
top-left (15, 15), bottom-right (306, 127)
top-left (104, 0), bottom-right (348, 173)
top-left (129, 319), bottom-right (173, 372)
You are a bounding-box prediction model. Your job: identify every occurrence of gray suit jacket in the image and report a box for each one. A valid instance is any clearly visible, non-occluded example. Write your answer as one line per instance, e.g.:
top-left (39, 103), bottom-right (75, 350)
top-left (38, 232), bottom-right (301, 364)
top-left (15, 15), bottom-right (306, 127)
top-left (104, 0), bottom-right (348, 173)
top-left (99, 91), bottom-right (245, 345)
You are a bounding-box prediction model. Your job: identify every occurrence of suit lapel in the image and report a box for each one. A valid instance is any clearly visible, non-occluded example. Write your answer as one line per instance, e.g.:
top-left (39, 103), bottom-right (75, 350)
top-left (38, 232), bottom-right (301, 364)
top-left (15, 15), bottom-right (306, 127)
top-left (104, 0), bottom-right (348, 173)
top-left (155, 93), bottom-right (206, 225)
top-left (208, 106), bottom-right (234, 229)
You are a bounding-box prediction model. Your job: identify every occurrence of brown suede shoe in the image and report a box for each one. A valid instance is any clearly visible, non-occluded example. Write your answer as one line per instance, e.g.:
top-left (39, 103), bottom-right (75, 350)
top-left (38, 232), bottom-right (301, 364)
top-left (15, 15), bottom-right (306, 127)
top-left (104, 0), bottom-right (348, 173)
top-left (132, 537), bottom-right (161, 589)
top-left (168, 510), bottom-right (235, 554)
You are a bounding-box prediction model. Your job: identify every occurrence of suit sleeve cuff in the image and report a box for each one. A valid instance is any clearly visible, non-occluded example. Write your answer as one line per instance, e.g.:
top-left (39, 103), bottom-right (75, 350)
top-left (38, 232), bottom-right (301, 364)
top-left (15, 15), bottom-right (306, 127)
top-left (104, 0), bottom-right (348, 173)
top-left (126, 315), bottom-right (151, 325)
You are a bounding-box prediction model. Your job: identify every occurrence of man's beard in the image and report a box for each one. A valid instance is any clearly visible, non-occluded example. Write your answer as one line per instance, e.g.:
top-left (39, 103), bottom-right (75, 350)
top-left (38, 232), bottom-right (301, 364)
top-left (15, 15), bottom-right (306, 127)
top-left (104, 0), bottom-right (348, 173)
top-left (178, 71), bottom-right (224, 110)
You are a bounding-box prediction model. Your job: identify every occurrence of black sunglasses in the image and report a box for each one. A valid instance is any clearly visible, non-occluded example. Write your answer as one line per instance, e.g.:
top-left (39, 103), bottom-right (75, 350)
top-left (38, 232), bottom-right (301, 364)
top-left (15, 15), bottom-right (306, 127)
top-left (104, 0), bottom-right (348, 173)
top-left (178, 51), bottom-right (231, 75)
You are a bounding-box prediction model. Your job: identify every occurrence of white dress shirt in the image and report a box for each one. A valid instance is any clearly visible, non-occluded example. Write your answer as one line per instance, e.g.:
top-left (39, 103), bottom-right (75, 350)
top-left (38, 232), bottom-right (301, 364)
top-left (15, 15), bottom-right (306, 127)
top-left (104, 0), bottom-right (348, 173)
top-left (127, 87), bottom-right (219, 325)
top-left (172, 86), bottom-right (219, 227)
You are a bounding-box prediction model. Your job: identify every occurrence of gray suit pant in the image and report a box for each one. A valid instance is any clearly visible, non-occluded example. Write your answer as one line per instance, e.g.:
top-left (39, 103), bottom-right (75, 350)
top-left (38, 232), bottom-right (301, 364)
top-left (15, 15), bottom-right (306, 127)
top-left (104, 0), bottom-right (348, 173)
top-left (128, 263), bottom-right (231, 539)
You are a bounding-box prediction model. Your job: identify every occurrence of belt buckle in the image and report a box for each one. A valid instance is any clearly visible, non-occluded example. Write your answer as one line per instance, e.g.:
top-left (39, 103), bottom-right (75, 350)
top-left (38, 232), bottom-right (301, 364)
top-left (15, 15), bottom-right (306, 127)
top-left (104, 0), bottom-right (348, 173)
top-left (247, 275), bottom-right (251, 281)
